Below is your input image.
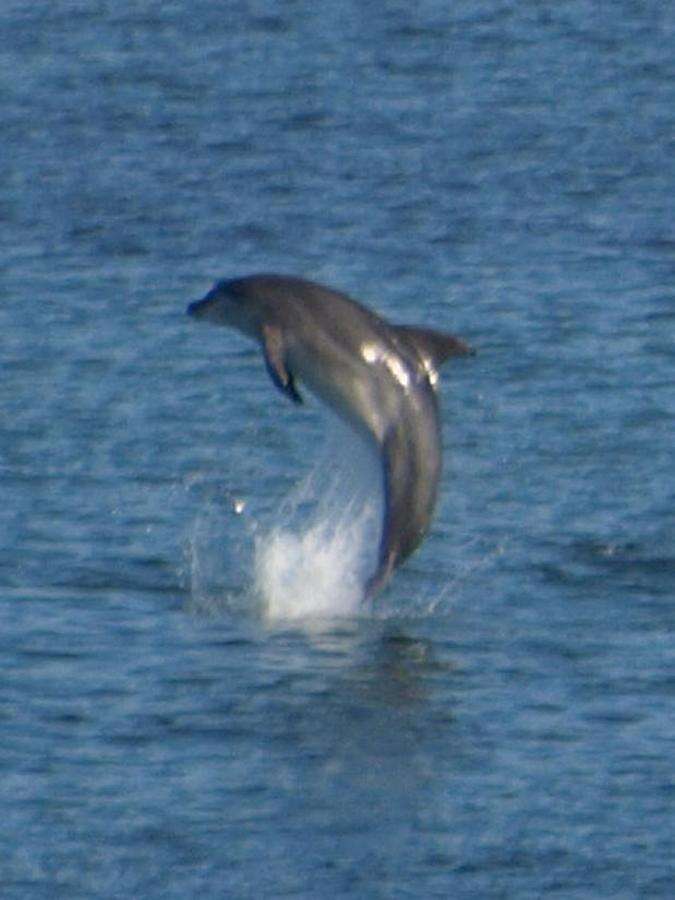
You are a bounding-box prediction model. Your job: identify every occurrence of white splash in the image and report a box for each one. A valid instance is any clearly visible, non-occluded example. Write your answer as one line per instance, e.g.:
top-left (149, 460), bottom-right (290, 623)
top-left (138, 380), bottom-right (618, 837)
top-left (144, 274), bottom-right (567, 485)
top-left (254, 423), bottom-right (382, 623)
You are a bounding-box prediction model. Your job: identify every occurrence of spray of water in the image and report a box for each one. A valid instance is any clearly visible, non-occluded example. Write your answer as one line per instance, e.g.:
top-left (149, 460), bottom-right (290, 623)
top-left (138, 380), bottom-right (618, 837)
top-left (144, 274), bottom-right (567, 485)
top-left (254, 423), bottom-right (382, 622)
top-left (184, 420), bottom-right (383, 622)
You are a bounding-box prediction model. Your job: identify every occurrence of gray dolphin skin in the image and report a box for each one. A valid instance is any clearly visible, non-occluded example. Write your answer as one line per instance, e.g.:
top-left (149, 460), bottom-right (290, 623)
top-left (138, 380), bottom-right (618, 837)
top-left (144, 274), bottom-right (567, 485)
top-left (187, 274), bottom-right (473, 599)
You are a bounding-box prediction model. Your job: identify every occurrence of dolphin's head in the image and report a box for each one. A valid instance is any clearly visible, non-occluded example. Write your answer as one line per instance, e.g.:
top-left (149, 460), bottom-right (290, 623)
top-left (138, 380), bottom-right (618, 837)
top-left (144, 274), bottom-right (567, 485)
top-left (187, 279), bottom-right (259, 337)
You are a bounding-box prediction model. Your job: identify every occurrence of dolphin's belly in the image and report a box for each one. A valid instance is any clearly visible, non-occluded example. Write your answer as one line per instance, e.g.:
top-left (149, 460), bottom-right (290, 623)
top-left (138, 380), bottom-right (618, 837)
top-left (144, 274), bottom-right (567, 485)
top-left (288, 341), bottom-right (400, 444)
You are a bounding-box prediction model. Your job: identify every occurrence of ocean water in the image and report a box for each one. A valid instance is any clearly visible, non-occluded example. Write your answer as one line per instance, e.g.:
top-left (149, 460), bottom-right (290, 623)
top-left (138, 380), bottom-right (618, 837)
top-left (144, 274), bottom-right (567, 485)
top-left (1, 1), bottom-right (674, 897)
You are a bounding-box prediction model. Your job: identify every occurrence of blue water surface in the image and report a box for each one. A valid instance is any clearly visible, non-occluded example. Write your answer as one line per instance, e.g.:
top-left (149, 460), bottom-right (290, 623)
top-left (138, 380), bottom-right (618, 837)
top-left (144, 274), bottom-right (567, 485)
top-left (1, 1), bottom-right (674, 897)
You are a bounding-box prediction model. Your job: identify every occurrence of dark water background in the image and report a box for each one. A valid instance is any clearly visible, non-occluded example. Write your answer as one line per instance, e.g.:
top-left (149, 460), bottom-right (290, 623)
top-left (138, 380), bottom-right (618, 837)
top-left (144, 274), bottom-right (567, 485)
top-left (1, 1), bottom-right (674, 896)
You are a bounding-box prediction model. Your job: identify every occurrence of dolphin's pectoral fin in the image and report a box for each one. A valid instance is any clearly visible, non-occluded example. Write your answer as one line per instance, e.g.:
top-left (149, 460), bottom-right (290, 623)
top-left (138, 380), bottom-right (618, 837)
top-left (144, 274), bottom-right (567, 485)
top-left (284, 372), bottom-right (303, 404)
top-left (261, 324), bottom-right (303, 405)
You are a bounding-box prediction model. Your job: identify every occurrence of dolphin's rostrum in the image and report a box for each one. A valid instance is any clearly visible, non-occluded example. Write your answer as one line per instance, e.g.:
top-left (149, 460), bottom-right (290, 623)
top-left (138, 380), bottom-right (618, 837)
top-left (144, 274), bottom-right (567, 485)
top-left (187, 274), bottom-right (472, 599)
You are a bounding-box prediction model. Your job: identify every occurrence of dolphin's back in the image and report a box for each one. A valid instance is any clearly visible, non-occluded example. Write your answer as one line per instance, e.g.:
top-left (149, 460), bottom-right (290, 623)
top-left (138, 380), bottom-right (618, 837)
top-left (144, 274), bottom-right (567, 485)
top-left (229, 274), bottom-right (392, 355)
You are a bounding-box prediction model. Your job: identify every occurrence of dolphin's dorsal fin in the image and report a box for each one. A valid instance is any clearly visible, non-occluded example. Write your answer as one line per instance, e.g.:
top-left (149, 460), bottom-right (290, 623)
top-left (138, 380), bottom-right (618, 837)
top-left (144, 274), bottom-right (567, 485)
top-left (393, 325), bottom-right (474, 369)
top-left (262, 324), bottom-right (303, 404)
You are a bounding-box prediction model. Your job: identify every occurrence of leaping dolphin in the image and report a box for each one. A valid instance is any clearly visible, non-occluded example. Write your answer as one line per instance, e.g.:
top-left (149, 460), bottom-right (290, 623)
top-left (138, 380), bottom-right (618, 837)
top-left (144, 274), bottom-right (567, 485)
top-left (187, 274), bottom-right (473, 599)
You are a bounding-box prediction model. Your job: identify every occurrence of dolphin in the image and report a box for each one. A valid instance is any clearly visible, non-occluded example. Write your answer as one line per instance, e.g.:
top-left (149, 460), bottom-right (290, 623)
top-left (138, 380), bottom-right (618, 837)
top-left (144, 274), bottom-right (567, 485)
top-left (187, 274), bottom-right (473, 598)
